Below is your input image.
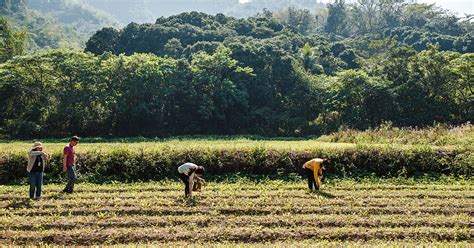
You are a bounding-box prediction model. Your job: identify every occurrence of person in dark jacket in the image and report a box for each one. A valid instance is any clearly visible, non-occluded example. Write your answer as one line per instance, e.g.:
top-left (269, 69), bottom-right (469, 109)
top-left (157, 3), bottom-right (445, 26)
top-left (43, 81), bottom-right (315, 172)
top-left (27, 142), bottom-right (50, 200)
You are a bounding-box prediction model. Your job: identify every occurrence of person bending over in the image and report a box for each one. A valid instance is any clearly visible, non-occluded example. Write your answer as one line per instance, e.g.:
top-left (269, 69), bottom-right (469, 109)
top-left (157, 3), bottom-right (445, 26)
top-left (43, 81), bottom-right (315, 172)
top-left (177, 162), bottom-right (205, 197)
top-left (302, 158), bottom-right (326, 193)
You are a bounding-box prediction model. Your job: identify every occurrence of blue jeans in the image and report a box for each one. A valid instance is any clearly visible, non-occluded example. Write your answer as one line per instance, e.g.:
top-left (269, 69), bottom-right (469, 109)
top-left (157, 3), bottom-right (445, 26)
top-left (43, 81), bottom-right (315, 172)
top-left (63, 166), bottom-right (77, 193)
top-left (28, 172), bottom-right (43, 199)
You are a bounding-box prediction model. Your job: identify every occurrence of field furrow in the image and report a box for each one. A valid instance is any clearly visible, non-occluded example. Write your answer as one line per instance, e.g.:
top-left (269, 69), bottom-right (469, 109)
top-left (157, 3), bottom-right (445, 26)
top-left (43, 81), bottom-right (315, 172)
top-left (1, 180), bottom-right (472, 245)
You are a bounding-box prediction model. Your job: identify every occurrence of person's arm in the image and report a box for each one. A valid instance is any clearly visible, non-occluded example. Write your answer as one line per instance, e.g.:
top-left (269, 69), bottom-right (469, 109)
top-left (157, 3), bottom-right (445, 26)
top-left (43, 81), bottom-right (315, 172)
top-left (63, 153), bottom-right (68, 174)
top-left (314, 164), bottom-right (321, 191)
top-left (28, 151), bottom-right (45, 157)
top-left (41, 152), bottom-right (50, 160)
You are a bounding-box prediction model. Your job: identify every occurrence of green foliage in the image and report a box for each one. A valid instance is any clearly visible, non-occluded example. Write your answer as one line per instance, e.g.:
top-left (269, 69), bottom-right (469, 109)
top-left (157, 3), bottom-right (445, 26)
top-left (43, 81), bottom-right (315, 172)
top-left (0, 0), bottom-right (117, 51)
top-left (318, 122), bottom-right (474, 146)
top-left (370, 44), bottom-right (472, 126)
top-left (0, 140), bottom-right (471, 183)
top-left (324, 0), bottom-right (347, 35)
top-left (274, 7), bottom-right (316, 35)
top-left (1, 8), bottom-right (473, 138)
top-left (322, 70), bottom-right (394, 130)
top-left (0, 17), bottom-right (27, 62)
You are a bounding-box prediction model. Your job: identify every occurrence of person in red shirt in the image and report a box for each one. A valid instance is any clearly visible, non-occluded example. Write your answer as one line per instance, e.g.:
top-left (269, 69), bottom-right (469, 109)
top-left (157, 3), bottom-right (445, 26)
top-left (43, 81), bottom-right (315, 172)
top-left (62, 136), bottom-right (79, 194)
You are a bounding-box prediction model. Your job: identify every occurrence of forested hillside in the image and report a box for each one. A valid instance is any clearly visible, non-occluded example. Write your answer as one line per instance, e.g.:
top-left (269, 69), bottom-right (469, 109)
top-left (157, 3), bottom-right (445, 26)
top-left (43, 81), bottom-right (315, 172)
top-left (81, 0), bottom-right (326, 24)
top-left (1, 0), bottom-right (472, 51)
top-left (0, 0), bottom-right (116, 50)
top-left (0, 1), bottom-right (472, 138)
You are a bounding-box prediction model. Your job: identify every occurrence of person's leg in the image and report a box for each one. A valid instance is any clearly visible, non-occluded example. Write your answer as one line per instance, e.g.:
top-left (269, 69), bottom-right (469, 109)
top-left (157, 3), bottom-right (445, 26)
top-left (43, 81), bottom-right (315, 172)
top-left (314, 176), bottom-right (321, 191)
top-left (35, 172), bottom-right (43, 199)
top-left (305, 168), bottom-right (314, 192)
top-left (70, 166), bottom-right (77, 193)
top-left (28, 173), bottom-right (36, 199)
top-left (63, 167), bottom-right (71, 193)
top-left (178, 173), bottom-right (190, 197)
top-left (64, 166), bottom-right (77, 193)
top-left (314, 175), bottom-right (320, 191)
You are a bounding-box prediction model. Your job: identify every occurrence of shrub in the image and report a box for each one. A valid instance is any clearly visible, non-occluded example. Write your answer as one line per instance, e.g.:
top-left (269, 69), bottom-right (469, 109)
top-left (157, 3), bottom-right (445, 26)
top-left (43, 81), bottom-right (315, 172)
top-left (0, 143), bottom-right (471, 184)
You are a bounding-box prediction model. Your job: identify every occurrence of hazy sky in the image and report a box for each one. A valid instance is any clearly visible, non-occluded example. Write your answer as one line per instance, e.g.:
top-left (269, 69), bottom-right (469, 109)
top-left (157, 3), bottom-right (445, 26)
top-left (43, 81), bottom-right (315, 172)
top-left (419, 0), bottom-right (473, 15)
top-left (239, 0), bottom-right (473, 15)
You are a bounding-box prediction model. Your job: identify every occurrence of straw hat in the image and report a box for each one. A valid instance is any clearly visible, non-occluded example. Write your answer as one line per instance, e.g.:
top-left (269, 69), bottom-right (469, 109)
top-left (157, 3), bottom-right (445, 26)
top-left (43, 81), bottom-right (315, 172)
top-left (32, 141), bottom-right (43, 149)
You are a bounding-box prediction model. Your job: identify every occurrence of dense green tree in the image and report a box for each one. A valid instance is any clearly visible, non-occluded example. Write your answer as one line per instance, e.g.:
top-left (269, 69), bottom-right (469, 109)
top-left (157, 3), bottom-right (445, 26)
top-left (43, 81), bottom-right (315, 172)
top-left (348, 0), bottom-right (405, 35)
top-left (274, 7), bottom-right (316, 35)
top-left (0, 9), bottom-right (472, 138)
top-left (0, 17), bottom-right (27, 63)
top-left (324, 0), bottom-right (347, 35)
top-left (85, 27), bottom-right (119, 55)
top-left (325, 70), bottom-right (394, 130)
top-left (190, 46), bottom-right (253, 133)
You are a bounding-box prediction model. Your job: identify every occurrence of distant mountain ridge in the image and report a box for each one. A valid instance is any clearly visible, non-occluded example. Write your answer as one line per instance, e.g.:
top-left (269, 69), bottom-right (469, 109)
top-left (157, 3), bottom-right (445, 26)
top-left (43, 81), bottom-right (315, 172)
top-left (1, 0), bottom-right (117, 50)
top-left (82, 0), bottom-right (325, 24)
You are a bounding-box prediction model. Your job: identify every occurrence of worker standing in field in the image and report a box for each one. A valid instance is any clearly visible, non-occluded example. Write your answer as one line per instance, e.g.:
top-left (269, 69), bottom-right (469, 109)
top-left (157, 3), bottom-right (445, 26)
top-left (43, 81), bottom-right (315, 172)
top-left (177, 162), bottom-right (205, 197)
top-left (27, 142), bottom-right (50, 200)
top-left (302, 158), bottom-right (326, 193)
top-left (62, 136), bottom-right (80, 194)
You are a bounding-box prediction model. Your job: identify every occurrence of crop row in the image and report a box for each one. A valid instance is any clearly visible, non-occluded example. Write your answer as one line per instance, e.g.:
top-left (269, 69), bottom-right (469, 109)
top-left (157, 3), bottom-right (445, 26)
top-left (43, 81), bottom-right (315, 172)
top-left (1, 181), bottom-right (472, 245)
top-left (1, 226), bottom-right (470, 245)
top-left (1, 180), bottom-right (471, 192)
top-left (1, 194), bottom-right (470, 209)
top-left (3, 204), bottom-right (471, 218)
top-left (2, 180), bottom-right (473, 191)
top-left (2, 213), bottom-right (469, 231)
top-left (2, 190), bottom-right (471, 203)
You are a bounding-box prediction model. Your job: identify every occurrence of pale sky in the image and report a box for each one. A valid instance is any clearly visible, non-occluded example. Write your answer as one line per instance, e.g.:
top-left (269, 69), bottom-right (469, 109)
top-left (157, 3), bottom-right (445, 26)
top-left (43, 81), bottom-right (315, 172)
top-left (239, 0), bottom-right (473, 15)
top-left (419, 0), bottom-right (473, 15)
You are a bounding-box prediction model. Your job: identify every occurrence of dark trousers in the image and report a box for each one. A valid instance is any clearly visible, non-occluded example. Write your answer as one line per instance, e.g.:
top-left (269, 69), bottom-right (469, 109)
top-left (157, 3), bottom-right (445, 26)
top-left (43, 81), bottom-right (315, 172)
top-left (63, 166), bottom-right (77, 193)
top-left (28, 172), bottom-right (43, 199)
top-left (305, 168), bottom-right (319, 191)
top-left (178, 173), bottom-right (190, 197)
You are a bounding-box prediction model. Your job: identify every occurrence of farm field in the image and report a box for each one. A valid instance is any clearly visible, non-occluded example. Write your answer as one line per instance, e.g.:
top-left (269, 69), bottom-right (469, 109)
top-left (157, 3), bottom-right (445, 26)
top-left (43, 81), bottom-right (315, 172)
top-left (1, 139), bottom-right (359, 154)
top-left (2, 128), bottom-right (472, 154)
top-left (1, 179), bottom-right (472, 246)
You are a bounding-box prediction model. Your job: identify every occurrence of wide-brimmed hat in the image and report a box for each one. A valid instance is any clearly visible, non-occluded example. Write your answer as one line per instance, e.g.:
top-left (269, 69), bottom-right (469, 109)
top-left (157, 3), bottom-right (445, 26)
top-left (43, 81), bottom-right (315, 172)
top-left (32, 141), bottom-right (43, 149)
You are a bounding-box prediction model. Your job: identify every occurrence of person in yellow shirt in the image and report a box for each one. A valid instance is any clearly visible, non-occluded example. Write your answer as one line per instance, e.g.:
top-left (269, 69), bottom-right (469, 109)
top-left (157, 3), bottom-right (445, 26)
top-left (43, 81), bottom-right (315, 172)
top-left (302, 158), bottom-right (326, 192)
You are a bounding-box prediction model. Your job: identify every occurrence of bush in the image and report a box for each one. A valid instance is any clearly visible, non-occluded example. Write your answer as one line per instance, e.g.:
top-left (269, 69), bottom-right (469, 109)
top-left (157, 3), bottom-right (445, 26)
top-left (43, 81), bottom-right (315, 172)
top-left (317, 123), bottom-right (474, 146)
top-left (0, 144), bottom-right (471, 184)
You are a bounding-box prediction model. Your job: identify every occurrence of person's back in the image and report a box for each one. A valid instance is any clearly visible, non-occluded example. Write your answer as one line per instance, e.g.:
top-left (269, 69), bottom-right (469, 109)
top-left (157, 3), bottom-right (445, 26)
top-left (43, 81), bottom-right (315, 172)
top-left (178, 162), bottom-right (197, 175)
top-left (304, 158), bottom-right (324, 175)
top-left (302, 158), bottom-right (325, 192)
top-left (177, 162), bottom-right (204, 197)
